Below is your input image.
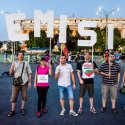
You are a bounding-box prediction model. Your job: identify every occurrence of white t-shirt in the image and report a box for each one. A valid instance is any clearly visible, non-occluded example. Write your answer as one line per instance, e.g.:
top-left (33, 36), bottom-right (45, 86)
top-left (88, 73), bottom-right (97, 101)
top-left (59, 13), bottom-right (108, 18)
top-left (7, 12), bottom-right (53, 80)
top-left (55, 63), bottom-right (73, 87)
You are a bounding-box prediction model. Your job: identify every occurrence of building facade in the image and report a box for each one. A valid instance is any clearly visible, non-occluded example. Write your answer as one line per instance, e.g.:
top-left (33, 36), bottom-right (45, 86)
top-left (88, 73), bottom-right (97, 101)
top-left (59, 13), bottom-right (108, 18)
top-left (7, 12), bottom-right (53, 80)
top-left (18, 17), bottom-right (125, 38)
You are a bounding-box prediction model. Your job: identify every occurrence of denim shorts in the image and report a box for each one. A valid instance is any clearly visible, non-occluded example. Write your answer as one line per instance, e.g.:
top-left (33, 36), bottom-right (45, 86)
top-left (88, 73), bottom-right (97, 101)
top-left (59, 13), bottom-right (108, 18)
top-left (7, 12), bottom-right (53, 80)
top-left (58, 85), bottom-right (74, 99)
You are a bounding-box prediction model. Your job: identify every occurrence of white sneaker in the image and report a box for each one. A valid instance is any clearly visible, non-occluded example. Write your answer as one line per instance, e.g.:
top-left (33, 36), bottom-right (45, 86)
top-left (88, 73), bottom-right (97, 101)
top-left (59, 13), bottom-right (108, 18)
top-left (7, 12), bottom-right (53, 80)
top-left (90, 107), bottom-right (97, 114)
top-left (60, 109), bottom-right (66, 116)
top-left (69, 110), bottom-right (78, 116)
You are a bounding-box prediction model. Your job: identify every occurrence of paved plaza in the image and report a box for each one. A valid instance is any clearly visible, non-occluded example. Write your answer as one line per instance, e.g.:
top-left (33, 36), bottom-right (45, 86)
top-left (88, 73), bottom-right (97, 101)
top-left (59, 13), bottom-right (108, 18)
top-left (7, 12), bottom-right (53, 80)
top-left (0, 61), bottom-right (125, 125)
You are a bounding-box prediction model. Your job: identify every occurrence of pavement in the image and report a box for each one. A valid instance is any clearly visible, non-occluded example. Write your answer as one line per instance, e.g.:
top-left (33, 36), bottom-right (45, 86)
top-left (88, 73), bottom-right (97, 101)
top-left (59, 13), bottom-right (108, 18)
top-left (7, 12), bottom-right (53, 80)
top-left (0, 61), bottom-right (125, 125)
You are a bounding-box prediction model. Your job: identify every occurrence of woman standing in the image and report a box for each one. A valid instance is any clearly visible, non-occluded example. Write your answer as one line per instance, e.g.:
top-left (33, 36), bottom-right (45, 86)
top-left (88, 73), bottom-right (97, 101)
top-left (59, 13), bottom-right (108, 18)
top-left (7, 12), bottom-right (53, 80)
top-left (34, 57), bottom-right (52, 117)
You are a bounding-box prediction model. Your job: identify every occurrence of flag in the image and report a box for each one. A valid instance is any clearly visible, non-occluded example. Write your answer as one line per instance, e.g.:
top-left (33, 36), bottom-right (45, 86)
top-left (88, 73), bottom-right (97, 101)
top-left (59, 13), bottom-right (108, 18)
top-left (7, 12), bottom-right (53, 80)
top-left (63, 45), bottom-right (68, 56)
top-left (61, 43), bottom-right (68, 56)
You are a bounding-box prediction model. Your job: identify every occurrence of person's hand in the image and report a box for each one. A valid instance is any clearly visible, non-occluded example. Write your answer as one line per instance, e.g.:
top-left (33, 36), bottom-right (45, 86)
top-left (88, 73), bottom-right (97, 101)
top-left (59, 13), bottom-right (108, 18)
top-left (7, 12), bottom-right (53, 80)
top-left (34, 83), bottom-right (36, 88)
top-left (73, 84), bottom-right (76, 89)
top-left (80, 79), bottom-right (84, 84)
top-left (107, 73), bottom-right (111, 78)
top-left (28, 82), bottom-right (32, 88)
top-left (49, 64), bottom-right (52, 69)
top-left (58, 69), bottom-right (61, 74)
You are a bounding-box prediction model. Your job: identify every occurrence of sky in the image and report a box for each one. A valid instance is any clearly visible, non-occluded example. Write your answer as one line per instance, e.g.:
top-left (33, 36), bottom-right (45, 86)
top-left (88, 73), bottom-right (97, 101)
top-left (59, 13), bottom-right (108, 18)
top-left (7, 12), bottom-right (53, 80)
top-left (0, 0), bottom-right (125, 41)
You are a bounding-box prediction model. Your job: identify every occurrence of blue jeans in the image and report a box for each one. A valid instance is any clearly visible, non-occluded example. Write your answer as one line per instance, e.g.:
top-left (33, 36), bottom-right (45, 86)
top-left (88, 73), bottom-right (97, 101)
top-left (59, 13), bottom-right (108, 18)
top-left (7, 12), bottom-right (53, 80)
top-left (58, 85), bottom-right (74, 99)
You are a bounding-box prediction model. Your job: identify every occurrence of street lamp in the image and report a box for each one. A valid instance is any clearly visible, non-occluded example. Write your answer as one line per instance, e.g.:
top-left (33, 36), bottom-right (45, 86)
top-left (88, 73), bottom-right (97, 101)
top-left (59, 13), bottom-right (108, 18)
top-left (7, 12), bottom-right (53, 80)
top-left (96, 7), bottom-right (119, 50)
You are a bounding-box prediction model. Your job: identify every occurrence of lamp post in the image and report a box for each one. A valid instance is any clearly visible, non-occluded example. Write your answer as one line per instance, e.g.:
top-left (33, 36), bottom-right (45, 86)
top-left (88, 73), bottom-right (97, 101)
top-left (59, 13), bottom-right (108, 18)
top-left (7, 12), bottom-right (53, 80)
top-left (96, 7), bottom-right (119, 50)
top-left (1, 10), bottom-right (20, 62)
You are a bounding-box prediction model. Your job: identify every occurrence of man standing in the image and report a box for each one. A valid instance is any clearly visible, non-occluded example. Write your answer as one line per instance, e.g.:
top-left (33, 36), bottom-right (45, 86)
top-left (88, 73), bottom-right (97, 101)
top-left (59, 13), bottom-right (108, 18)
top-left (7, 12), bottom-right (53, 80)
top-left (99, 52), bottom-right (120, 114)
top-left (77, 51), bottom-right (98, 114)
top-left (8, 51), bottom-right (32, 117)
top-left (55, 55), bottom-right (78, 116)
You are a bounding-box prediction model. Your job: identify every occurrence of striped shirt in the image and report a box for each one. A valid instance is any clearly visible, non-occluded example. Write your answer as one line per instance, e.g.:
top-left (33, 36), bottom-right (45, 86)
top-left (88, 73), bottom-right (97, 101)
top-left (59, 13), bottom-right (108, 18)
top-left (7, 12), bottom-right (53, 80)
top-left (99, 62), bottom-right (120, 86)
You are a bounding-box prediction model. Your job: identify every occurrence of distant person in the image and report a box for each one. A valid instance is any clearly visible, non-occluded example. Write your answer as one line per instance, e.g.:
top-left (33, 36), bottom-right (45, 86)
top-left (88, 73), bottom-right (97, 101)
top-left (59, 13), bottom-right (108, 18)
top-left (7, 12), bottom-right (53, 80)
top-left (34, 57), bottom-right (52, 117)
top-left (114, 51), bottom-right (120, 63)
top-left (74, 52), bottom-right (81, 63)
top-left (104, 50), bottom-right (109, 62)
top-left (67, 51), bottom-right (72, 64)
top-left (55, 55), bottom-right (78, 117)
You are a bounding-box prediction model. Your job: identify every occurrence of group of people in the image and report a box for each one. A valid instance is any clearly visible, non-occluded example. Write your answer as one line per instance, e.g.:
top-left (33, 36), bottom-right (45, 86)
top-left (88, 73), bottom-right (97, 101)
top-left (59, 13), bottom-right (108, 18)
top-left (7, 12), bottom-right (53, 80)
top-left (3, 50), bottom-right (125, 118)
top-left (102, 50), bottom-right (124, 64)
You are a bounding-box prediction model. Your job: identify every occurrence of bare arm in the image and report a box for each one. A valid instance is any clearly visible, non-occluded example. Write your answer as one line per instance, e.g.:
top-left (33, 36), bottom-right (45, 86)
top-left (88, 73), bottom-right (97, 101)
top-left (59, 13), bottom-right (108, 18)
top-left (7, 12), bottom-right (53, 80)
top-left (117, 72), bottom-right (120, 85)
top-left (9, 63), bottom-right (15, 75)
top-left (77, 70), bottom-right (84, 84)
top-left (71, 71), bottom-right (76, 89)
top-left (93, 68), bottom-right (99, 74)
top-left (55, 69), bottom-right (61, 79)
top-left (100, 71), bottom-right (110, 77)
top-left (71, 71), bottom-right (76, 85)
top-left (34, 71), bottom-right (37, 88)
top-left (49, 65), bottom-right (53, 76)
top-left (121, 71), bottom-right (125, 87)
top-left (28, 73), bottom-right (32, 87)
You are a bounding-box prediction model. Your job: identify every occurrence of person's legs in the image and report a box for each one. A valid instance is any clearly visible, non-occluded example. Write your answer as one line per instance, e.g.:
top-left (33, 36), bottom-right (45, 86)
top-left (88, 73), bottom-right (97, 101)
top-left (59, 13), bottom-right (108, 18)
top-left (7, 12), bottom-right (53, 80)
top-left (42, 86), bottom-right (49, 112)
top-left (20, 83), bottom-right (28, 115)
top-left (36, 87), bottom-right (43, 112)
top-left (101, 85), bottom-right (109, 107)
top-left (78, 84), bottom-right (86, 114)
top-left (101, 84), bottom-right (109, 112)
top-left (66, 86), bottom-right (74, 110)
top-left (8, 85), bottom-right (20, 117)
top-left (87, 84), bottom-right (97, 114)
top-left (59, 86), bottom-right (65, 115)
top-left (67, 86), bottom-right (78, 116)
top-left (87, 84), bottom-right (94, 109)
top-left (110, 85), bottom-right (118, 114)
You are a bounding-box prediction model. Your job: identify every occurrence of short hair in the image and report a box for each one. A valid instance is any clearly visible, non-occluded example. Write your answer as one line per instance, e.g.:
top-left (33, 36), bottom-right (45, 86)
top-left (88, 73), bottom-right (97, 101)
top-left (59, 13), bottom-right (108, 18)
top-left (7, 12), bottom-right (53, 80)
top-left (84, 50), bottom-right (90, 55)
top-left (17, 51), bottom-right (24, 56)
top-left (109, 52), bottom-right (114, 56)
top-left (60, 54), bottom-right (66, 59)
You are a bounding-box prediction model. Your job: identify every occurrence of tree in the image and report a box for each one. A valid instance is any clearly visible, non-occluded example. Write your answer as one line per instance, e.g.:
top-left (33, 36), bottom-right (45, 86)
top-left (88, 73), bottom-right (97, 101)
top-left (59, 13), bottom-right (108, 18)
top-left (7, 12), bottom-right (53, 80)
top-left (0, 41), bottom-right (3, 48)
top-left (26, 30), bottom-right (48, 48)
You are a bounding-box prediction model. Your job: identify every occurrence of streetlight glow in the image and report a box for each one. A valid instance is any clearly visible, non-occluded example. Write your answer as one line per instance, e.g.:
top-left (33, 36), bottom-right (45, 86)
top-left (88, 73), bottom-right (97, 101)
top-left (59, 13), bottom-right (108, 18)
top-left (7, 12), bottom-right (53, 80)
top-left (96, 7), bottom-right (119, 50)
top-left (98, 7), bottom-right (102, 11)
top-left (117, 8), bottom-right (120, 11)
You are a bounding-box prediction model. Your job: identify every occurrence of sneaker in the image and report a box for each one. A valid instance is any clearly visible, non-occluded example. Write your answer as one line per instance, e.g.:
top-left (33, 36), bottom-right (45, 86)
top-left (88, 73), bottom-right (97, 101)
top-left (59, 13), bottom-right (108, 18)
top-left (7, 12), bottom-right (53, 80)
top-left (111, 108), bottom-right (118, 114)
top-left (90, 107), bottom-right (97, 114)
top-left (60, 109), bottom-right (66, 116)
top-left (21, 109), bottom-right (26, 115)
top-left (36, 112), bottom-right (41, 117)
top-left (8, 111), bottom-right (15, 117)
top-left (69, 110), bottom-right (78, 116)
top-left (78, 107), bottom-right (83, 114)
top-left (101, 107), bottom-right (106, 113)
top-left (41, 108), bottom-right (47, 114)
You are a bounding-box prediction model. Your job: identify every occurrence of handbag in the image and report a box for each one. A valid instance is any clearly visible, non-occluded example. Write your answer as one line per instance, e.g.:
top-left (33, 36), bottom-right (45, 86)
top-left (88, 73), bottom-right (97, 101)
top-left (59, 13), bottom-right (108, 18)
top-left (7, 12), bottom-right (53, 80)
top-left (13, 62), bottom-right (25, 86)
top-left (119, 83), bottom-right (125, 95)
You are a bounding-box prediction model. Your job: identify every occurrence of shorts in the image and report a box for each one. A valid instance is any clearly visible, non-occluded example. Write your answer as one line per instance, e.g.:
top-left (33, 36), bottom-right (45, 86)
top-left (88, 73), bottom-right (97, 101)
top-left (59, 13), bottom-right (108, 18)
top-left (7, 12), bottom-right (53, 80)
top-left (79, 83), bottom-right (94, 97)
top-left (58, 85), bottom-right (74, 99)
top-left (11, 83), bottom-right (28, 103)
top-left (101, 84), bottom-right (118, 100)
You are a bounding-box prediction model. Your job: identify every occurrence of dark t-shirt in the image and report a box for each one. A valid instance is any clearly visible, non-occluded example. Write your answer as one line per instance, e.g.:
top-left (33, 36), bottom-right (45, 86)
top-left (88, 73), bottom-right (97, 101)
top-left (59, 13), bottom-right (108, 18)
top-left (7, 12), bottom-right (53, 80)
top-left (77, 60), bottom-right (98, 84)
